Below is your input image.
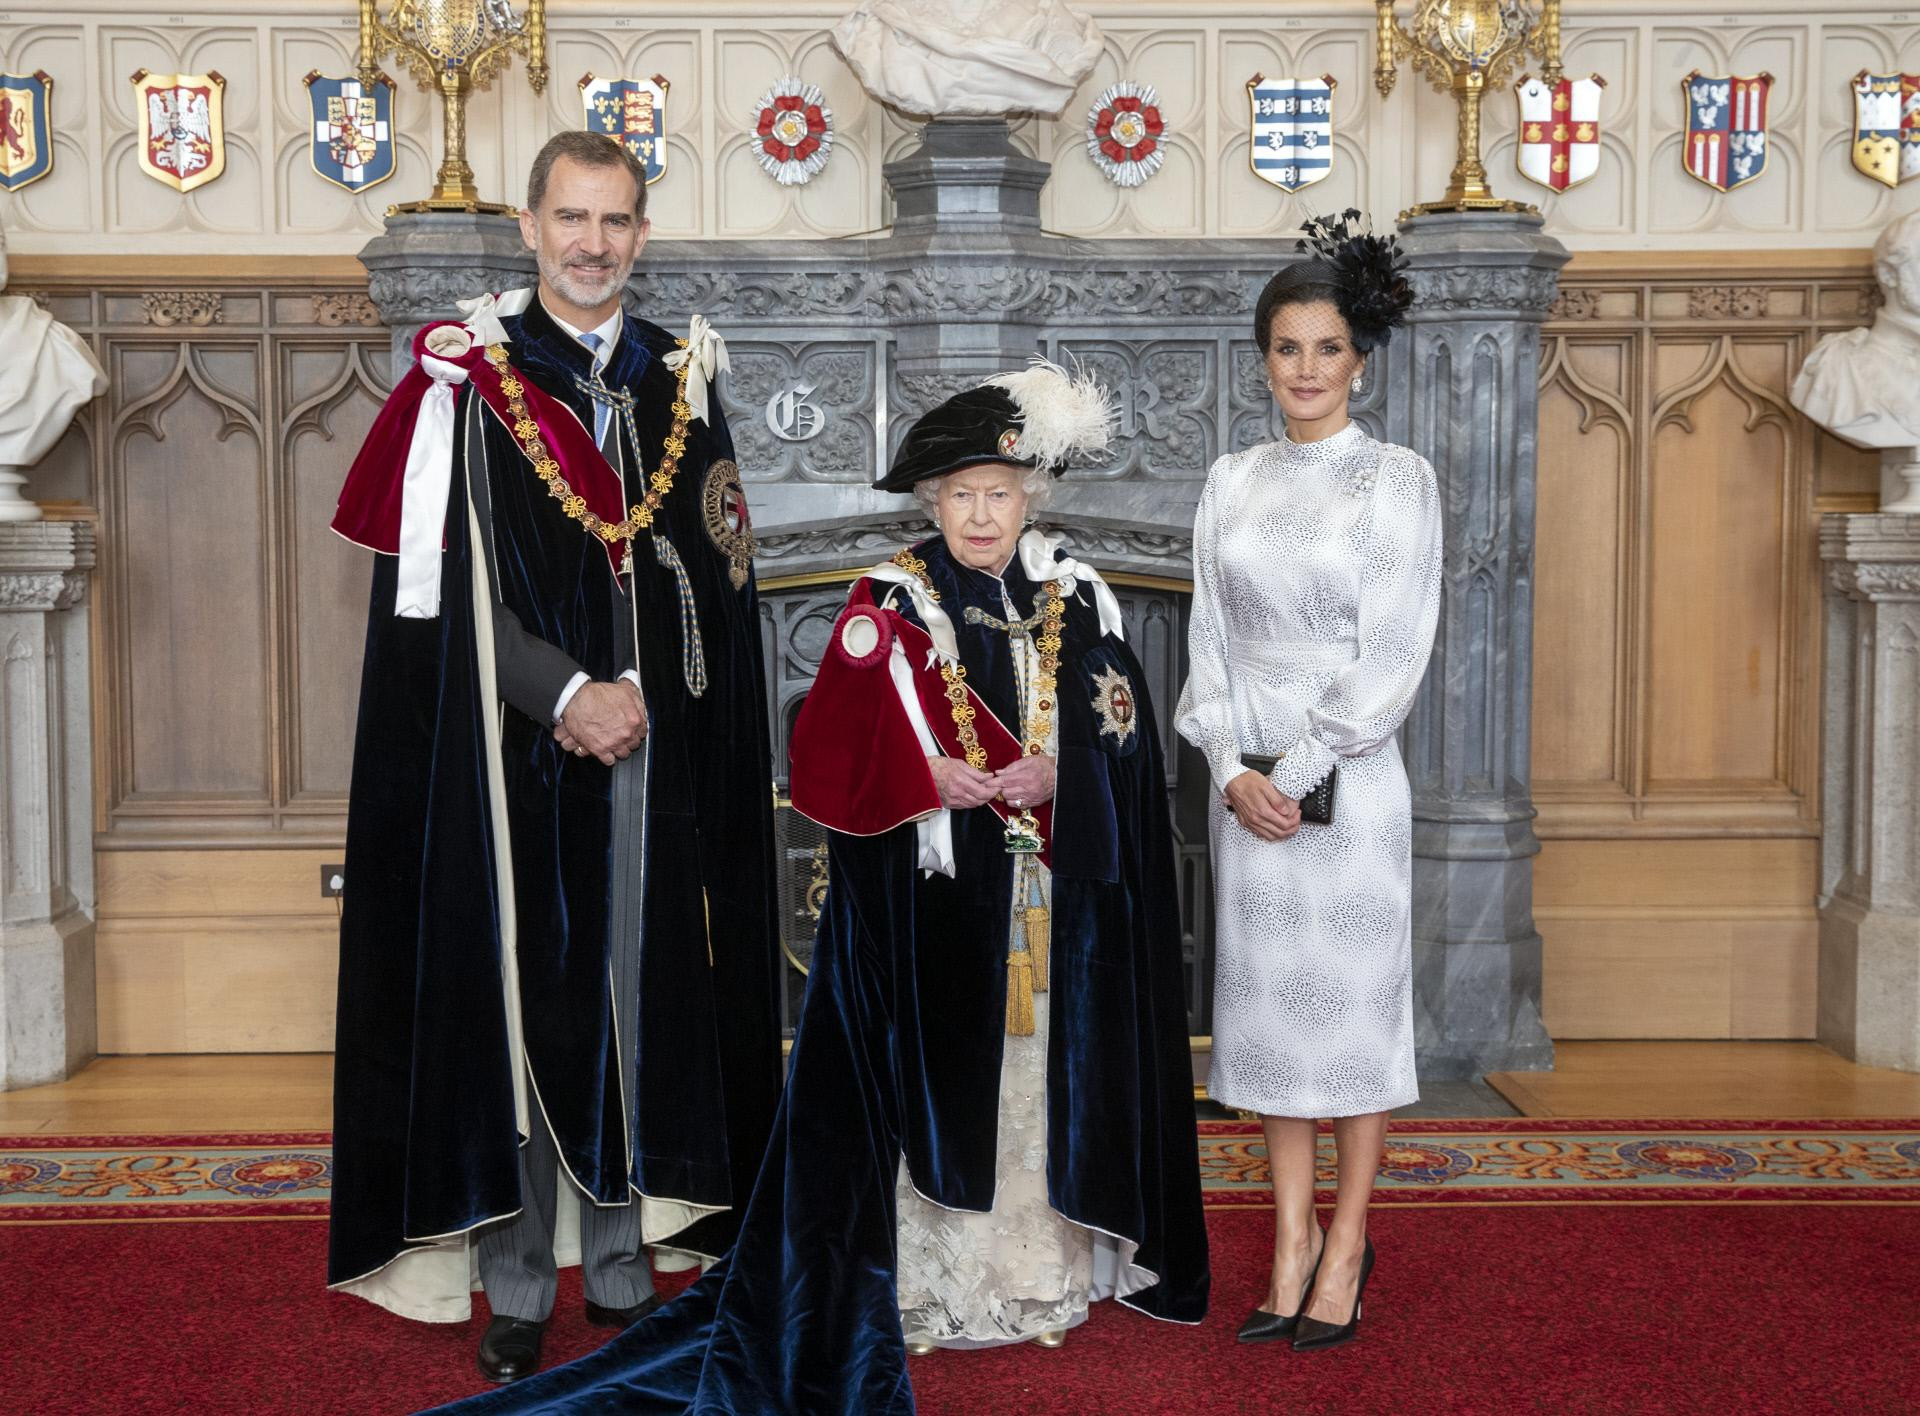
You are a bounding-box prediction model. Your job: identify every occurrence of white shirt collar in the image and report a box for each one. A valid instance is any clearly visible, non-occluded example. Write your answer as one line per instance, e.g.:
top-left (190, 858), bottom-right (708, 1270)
top-left (543, 301), bottom-right (622, 374)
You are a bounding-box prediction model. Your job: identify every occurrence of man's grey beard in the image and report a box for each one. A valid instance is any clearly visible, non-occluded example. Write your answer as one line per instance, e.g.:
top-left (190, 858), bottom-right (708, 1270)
top-left (538, 249), bottom-right (633, 310)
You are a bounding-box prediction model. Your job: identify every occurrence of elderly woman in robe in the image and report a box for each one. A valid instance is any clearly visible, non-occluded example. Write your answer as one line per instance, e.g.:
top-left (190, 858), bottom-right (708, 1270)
top-left (436, 362), bottom-right (1207, 1416)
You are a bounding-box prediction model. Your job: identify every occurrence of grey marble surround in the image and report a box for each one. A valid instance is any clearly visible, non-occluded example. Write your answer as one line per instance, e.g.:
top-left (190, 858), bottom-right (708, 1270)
top-left (1819, 514), bottom-right (1920, 1072)
top-left (361, 119), bottom-right (1565, 1080)
top-left (0, 522), bottom-right (96, 1090)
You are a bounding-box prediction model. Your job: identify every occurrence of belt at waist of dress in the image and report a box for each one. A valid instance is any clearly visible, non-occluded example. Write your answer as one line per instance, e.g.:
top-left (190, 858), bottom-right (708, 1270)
top-left (1226, 639), bottom-right (1359, 675)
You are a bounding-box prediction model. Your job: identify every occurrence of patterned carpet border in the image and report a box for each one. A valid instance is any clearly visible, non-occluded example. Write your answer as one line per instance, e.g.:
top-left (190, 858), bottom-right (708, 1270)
top-left (2, 1121), bottom-right (1916, 1223)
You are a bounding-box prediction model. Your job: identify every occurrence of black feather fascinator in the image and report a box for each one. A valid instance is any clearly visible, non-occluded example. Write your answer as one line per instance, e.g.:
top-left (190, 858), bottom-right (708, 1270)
top-left (1295, 208), bottom-right (1414, 352)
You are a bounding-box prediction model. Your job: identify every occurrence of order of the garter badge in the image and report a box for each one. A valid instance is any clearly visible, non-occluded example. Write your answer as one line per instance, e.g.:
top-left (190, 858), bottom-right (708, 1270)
top-left (1085, 81), bottom-right (1165, 188)
top-left (1091, 664), bottom-right (1137, 745)
top-left (702, 458), bottom-right (756, 590)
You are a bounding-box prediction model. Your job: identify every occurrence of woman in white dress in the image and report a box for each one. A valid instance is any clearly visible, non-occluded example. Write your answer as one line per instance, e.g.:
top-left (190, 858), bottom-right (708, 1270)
top-left (1177, 212), bottom-right (1439, 1352)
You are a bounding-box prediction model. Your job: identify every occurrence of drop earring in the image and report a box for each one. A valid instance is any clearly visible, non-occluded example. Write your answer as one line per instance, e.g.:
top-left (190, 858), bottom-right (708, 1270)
top-left (1351, 376), bottom-right (1365, 394)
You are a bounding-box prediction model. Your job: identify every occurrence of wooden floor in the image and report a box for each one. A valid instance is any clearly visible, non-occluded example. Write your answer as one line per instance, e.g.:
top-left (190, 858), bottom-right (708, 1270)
top-left (1, 1042), bottom-right (1917, 1135)
top-left (0, 1054), bottom-right (333, 1135)
top-left (1485, 1041), bottom-right (1920, 1118)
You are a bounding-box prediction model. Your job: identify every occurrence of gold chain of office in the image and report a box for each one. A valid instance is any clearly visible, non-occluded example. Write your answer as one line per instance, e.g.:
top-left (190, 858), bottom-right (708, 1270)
top-left (889, 549), bottom-right (1065, 768)
top-left (487, 340), bottom-right (694, 545)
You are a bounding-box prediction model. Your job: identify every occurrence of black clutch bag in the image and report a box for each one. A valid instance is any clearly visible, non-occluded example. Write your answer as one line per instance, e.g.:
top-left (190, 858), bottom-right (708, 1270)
top-left (1240, 753), bottom-right (1337, 825)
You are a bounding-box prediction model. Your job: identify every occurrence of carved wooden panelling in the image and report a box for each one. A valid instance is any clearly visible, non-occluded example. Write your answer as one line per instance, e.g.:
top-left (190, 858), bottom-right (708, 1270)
top-left (113, 344), bottom-right (270, 806)
top-left (1532, 261), bottom-right (1871, 839)
top-left (38, 271), bottom-right (391, 847)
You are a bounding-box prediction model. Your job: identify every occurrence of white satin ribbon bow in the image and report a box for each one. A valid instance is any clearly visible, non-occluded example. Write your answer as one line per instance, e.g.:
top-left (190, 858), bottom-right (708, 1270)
top-left (662, 314), bottom-right (730, 426)
top-left (454, 287), bottom-right (532, 349)
top-left (1019, 528), bottom-right (1125, 642)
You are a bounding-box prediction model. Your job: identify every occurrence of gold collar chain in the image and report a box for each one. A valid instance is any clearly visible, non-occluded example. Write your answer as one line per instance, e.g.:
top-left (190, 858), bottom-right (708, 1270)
top-left (889, 548), bottom-right (1065, 764)
top-left (488, 341), bottom-right (694, 546)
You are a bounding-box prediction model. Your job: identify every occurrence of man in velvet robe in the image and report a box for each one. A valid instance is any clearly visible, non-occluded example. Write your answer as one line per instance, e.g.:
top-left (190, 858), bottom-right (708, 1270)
top-left (326, 131), bottom-right (782, 1384)
top-left (430, 367), bottom-right (1208, 1415)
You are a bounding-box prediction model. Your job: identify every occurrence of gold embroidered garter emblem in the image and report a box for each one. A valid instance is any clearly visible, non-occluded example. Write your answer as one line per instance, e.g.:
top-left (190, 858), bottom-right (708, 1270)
top-left (1091, 664), bottom-right (1137, 743)
top-left (701, 457), bottom-right (755, 589)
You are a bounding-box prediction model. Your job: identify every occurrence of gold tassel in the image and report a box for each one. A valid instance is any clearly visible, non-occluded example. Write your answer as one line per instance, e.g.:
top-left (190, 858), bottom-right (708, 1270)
top-left (1006, 949), bottom-right (1036, 1036)
top-left (1025, 904), bottom-right (1050, 993)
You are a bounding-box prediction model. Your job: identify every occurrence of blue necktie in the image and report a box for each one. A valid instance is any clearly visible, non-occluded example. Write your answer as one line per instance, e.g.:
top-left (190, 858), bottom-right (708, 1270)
top-left (578, 331), bottom-right (611, 447)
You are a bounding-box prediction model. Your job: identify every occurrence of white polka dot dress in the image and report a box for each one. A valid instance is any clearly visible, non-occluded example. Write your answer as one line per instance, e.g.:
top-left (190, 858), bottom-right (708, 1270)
top-left (1176, 423), bottom-right (1442, 1118)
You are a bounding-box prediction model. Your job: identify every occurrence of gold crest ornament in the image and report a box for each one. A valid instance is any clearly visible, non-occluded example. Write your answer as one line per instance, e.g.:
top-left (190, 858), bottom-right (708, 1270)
top-left (131, 70), bottom-right (227, 193)
top-left (1374, 0), bottom-right (1565, 214)
top-left (997, 428), bottom-right (1021, 457)
top-left (1090, 664), bottom-right (1138, 745)
top-left (356, 0), bottom-right (548, 213)
top-left (701, 457), bottom-right (756, 590)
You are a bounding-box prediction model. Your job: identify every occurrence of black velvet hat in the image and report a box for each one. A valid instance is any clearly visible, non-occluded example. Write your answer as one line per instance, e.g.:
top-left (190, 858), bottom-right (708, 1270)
top-left (874, 360), bottom-right (1116, 493)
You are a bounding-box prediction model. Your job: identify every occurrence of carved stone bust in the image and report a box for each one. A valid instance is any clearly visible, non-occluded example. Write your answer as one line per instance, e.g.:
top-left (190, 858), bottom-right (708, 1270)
top-left (1791, 212), bottom-right (1920, 450)
top-left (830, 0), bottom-right (1102, 118)
top-left (0, 231), bottom-right (108, 519)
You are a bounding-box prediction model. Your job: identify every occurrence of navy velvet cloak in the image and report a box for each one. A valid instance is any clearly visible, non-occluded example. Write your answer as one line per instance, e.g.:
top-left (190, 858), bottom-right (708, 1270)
top-left (328, 298), bottom-right (783, 1296)
top-left (433, 537), bottom-right (1208, 1413)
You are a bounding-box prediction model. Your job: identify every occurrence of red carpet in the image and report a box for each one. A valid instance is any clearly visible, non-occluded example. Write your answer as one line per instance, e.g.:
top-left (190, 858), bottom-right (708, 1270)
top-left (3, 1204), bottom-right (1916, 1414)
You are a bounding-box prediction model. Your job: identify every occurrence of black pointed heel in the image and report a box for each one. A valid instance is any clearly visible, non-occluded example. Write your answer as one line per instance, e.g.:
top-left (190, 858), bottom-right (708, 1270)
top-left (1235, 1231), bottom-right (1326, 1345)
top-left (1291, 1237), bottom-right (1375, 1353)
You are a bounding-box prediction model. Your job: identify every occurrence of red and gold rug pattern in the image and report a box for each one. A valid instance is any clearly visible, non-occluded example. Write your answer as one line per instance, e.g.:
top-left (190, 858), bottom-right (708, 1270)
top-left (3, 1119), bottom-right (1915, 1222)
top-left (1199, 1117), bottom-right (1920, 1205)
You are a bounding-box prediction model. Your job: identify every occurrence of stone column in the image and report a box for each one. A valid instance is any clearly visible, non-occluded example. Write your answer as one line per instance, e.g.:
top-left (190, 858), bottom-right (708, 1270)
top-left (1388, 211), bottom-right (1567, 1079)
top-left (1819, 514), bottom-right (1920, 1072)
top-left (878, 119), bottom-right (1055, 446)
top-left (0, 522), bottom-right (96, 1089)
top-left (360, 212), bottom-right (534, 375)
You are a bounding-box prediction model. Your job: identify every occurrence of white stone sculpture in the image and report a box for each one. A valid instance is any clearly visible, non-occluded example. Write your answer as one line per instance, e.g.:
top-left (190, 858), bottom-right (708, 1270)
top-left (1791, 212), bottom-right (1920, 513)
top-left (0, 231), bottom-right (108, 521)
top-left (830, 0), bottom-right (1102, 118)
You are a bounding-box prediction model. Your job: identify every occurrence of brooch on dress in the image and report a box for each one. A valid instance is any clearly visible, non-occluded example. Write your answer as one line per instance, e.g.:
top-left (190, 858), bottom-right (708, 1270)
top-left (1347, 460), bottom-right (1378, 498)
top-left (1090, 665), bottom-right (1138, 744)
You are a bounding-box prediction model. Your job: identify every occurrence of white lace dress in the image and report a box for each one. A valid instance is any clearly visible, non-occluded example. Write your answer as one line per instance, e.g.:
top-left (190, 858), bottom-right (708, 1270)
top-left (891, 568), bottom-right (1127, 1349)
top-left (1176, 423), bottom-right (1442, 1119)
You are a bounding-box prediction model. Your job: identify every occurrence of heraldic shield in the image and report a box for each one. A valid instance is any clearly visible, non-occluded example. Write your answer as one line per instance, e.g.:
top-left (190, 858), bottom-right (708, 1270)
top-left (1516, 74), bottom-right (1604, 193)
top-left (1247, 74), bottom-right (1335, 193)
top-left (1851, 71), bottom-right (1920, 189)
top-left (0, 71), bottom-right (53, 192)
top-left (132, 69), bottom-right (226, 193)
top-left (304, 71), bottom-right (395, 193)
top-left (581, 73), bottom-right (668, 184)
top-left (1683, 71), bottom-right (1772, 193)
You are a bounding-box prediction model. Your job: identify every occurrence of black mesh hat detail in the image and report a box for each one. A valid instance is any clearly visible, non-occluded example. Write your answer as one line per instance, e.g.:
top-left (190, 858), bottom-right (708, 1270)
top-left (1290, 209), bottom-right (1415, 353)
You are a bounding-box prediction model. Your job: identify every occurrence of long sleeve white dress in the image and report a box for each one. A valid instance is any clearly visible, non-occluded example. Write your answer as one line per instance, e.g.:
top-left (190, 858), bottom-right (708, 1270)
top-left (1176, 422), bottom-right (1442, 1118)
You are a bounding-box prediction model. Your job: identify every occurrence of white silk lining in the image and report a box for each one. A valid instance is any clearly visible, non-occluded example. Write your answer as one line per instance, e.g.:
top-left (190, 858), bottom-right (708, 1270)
top-left (393, 350), bottom-right (472, 619)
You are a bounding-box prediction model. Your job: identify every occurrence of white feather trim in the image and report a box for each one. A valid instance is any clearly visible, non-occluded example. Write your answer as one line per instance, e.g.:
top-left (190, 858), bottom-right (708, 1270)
top-left (981, 358), bottom-right (1116, 469)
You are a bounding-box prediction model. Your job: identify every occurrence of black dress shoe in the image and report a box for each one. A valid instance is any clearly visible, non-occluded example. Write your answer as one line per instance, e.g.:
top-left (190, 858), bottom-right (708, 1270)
top-left (1236, 1231), bottom-right (1326, 1345)
top-left (478, 1315), bottom-right (546, 1383)
top-left (584, 1293), bottom-right (663, 1329)
top-left (1292, 1238), bottom-right (1376, 1353)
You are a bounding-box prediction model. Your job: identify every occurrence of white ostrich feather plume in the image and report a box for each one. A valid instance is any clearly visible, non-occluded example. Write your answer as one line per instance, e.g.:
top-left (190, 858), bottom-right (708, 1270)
top-left (981, 358), bottom-right (1116, 469)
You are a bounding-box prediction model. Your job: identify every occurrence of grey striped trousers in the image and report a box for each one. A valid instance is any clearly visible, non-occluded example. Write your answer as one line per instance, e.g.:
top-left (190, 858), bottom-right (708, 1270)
top-left (476, 747), bottom-right (654, 1321)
